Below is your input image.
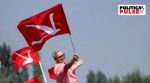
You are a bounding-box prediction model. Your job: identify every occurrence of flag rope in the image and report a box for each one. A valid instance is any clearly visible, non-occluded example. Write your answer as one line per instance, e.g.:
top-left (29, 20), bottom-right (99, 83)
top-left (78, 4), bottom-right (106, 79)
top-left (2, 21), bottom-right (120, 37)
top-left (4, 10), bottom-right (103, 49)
top-left (39, 61), bottom-right (48, 83)
top-left (69, 34), bottom-right (76, 53)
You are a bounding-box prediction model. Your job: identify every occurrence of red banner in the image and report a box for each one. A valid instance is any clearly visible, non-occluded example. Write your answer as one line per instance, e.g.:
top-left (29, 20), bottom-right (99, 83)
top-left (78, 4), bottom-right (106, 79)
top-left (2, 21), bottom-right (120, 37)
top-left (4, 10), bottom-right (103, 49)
top-left (11, 46), bottom-right (39, 69)
top-left (17, 4), bottom-right (71, 51)
top-left (25, 76), bottom-right (41, 83)
top-left (48, 67), bottom-right (55, 80)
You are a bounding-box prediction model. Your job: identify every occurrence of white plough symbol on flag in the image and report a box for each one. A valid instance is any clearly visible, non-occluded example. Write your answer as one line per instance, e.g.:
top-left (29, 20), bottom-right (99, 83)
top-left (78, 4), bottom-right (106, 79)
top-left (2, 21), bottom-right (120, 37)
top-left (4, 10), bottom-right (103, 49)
top-left (25, 13), bottom-right (60, 45)
top-left (15, 51), bottom-right (33, 65)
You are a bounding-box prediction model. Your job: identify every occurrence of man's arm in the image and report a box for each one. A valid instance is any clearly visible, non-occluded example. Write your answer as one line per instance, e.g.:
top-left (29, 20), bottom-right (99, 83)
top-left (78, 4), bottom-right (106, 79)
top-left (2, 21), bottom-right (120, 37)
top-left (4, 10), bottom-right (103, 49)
top-left (71, 58), bottom-right (83, 70)
top-left (64, 54), bottom-right (79, 72)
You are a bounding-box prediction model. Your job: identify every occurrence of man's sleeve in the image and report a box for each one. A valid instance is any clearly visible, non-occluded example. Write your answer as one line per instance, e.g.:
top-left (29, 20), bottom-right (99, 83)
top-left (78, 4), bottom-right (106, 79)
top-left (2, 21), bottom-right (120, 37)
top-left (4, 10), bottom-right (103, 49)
top-left (71, 59), bottom-right (83, 70)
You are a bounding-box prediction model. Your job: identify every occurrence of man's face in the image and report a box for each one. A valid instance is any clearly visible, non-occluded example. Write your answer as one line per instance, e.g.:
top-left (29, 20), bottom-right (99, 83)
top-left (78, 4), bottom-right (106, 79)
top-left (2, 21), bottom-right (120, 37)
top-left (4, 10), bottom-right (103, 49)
top-left (55, 51), bottom-right (65, 63)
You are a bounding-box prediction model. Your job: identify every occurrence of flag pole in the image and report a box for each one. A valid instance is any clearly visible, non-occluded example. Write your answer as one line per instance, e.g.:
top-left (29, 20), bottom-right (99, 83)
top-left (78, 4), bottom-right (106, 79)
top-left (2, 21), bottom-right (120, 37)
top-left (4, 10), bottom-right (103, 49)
top-left (39, 61), bottom-right (48, 83)
top-left (69, 34), bottom-right (76, 53)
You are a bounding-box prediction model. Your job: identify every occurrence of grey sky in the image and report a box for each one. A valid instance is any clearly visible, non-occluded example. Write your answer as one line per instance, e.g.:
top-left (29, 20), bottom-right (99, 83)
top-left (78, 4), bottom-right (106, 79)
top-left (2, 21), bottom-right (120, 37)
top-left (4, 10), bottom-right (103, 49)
top-left (0, 0), bottom-right (150, 83)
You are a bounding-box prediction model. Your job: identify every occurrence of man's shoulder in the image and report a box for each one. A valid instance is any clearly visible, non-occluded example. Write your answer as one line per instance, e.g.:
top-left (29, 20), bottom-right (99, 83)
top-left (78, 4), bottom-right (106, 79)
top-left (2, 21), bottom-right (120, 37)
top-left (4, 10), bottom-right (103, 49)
top-left (55, 63), bottom-right (65, 68)
top-left (54, 63), bottom-right (65, 74)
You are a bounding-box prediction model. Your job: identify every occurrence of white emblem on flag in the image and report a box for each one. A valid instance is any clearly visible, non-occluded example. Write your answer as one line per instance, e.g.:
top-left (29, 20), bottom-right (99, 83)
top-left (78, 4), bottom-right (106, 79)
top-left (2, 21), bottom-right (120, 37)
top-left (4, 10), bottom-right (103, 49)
top-left (15, 51), bottom-right (33, 65)
top-left (25, 13), bottom-right (60, 45)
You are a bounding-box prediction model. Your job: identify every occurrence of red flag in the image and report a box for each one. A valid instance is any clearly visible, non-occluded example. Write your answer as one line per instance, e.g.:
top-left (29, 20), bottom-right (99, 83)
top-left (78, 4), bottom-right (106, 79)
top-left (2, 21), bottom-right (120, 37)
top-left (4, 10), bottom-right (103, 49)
top-left (11, 46), bottom-right (40, 69)
top-left (0, 56), bottom-right (2, 61)
top-left (25, 76), bottom-right (41, 83)
top-left (17, 3), bottom-right (71, 51)
top-left (48, 67), bottom-right (55, 80)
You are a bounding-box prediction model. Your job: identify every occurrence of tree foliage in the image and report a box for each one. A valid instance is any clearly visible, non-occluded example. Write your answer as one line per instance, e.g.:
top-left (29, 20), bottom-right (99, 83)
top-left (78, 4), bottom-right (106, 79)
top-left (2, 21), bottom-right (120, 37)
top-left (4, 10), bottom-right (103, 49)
top-left (87, 70), bottom-right (96, 83)
top-left (33, 63), bottom-right (43, 82)
top-left (0, 43), bottom-right (28, 83)
top-left (87, 69), bottom-right (150, 83)
top-left (96, 71), bottom-right (106, 83)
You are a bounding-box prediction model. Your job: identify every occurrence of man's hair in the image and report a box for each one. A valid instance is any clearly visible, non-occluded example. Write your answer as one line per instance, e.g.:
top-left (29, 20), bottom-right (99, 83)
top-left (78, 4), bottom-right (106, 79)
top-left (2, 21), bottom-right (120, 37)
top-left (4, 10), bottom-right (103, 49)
top-left (52, 49), bottom-right (63, 59)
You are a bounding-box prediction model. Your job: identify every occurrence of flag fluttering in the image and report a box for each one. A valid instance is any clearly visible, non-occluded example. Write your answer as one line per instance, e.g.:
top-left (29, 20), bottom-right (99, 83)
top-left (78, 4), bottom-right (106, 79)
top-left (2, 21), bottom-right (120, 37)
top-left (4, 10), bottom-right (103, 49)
top-left (0, 56), bottom-right (2, 61)
top-left (11, 46), bottom-right (40, 69)
top-left (48, 67), bottom-right (55, 80)
top-left (17, 3), bottom-right (71, 51)
top-left (24, 76), bottom-right (41, 83)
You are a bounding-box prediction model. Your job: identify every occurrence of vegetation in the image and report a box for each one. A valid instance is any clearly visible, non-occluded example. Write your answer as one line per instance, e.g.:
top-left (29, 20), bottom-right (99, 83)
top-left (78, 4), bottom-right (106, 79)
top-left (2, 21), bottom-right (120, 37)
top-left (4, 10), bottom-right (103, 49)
top-left (0, 43), bottom-right (43, 83)
top-left (0, 43), bottom-right (28, 83)
top-left (33, 63), bottom-right (43, 82)
top-left (87, 69), bottom-right (150, 83)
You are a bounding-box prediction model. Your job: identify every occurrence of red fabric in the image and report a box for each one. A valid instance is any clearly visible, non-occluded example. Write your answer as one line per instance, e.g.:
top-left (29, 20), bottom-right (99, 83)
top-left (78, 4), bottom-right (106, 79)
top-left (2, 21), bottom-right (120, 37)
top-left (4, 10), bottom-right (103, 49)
top-left (48, 67), bottom-right (55, 80)
top-left (0, 56), bottom-right (2, 61)
top-left (11, 46), bottom-right (40, 69)
top-left (17, 3), bottom-right (71, 51)
top-left (25, 76), bottom-right (41, 83)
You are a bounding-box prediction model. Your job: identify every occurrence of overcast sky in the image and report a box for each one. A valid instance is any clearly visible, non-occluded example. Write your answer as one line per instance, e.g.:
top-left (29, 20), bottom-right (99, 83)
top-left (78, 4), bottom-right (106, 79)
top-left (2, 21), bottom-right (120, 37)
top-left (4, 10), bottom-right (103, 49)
top-left (0, 0), bottom-right (150, 83)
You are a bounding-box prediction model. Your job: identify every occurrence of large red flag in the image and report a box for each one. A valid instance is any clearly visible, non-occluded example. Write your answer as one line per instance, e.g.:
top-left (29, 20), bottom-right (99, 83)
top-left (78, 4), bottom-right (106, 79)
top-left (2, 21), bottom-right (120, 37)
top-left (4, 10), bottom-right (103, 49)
top-left (17, 3), bottom-right (71, 51)
top-left (25, 76), bottom-right (41, 83)
top-left (11, 46), bottom-right (40, 69)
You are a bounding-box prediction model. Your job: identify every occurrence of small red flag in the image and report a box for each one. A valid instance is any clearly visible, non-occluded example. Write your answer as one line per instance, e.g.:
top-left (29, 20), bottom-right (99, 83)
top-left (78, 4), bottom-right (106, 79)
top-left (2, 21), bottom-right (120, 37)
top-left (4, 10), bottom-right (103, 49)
top-left (0, 56), bottom-right (2, 61)
top-left (25, 76), bottom-right (41, 83)
top-left (17, 3), bottom-right (71, 51)
top-left (11, 46), bottom-right (40, 69)
top-left (48, 67), bottom-right (55, 80)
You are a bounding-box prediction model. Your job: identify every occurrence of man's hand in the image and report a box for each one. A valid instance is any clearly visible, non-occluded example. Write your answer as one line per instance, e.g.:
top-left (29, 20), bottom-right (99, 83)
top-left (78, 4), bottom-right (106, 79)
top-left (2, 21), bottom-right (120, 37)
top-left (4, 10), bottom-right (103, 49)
top-left (73, 53), bottom-right (79, 61)
top-left (64, 53), bottom-right (80, 72)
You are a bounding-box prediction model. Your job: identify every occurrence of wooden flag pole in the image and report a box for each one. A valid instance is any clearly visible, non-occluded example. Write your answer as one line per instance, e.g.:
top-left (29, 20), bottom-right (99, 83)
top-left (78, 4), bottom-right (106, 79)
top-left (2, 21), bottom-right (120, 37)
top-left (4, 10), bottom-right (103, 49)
top-left (69, 34), bottom-right (76, 53)
top-left (39, 61), bottom-right (48, 83)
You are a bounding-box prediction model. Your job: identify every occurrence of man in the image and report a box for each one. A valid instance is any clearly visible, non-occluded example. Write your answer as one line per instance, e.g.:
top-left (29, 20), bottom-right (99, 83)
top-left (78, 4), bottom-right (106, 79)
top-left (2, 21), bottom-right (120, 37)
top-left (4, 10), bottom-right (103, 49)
top-left (52, 49), bottom-right (83, 83)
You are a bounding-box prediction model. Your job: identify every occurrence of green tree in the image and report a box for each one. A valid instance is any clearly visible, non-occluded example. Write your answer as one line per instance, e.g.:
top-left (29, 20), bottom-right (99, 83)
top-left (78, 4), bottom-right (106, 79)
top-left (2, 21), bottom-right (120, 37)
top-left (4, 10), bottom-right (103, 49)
top-left (0, 43), bottom-right (29, 82)
top-left (87, 70), bottom-right (96, 83)
top-left (96, 70), bottom-right (107, 83)
top-left (33, 63), bottom-right (43, 82)
top-left (143, 76), bottom-right (150, 83)
top-left (113, 75), bottom-right (120, 83)
top-left (123, 69), bottom-right (142, 83)
top-left (107, 78), bottom-right (113, 83)
top-left (87, 69), bottom-right (150, 83)
top-left (0, 43), bottom-right (11, 70)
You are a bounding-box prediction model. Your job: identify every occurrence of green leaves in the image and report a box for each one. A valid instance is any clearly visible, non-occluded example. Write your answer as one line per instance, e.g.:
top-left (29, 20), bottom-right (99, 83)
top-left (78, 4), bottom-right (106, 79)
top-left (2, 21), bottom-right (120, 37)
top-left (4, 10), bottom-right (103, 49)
top-left (0, 43), bottom-right (28, 83)
top-left (87, 69), bottom-right (150, 83)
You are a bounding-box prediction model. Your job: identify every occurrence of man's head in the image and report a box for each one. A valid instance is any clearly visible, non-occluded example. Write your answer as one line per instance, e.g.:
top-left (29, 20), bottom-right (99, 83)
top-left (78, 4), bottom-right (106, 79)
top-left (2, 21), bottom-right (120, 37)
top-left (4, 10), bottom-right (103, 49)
top-left (52, 49), bottom-right (65, 63)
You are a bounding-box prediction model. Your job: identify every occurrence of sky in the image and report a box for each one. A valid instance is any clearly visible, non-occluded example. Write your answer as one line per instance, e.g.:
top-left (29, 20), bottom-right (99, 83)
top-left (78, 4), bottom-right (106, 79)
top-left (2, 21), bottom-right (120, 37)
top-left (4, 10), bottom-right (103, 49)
top-left (0, 0), bottom-right (150, 83)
